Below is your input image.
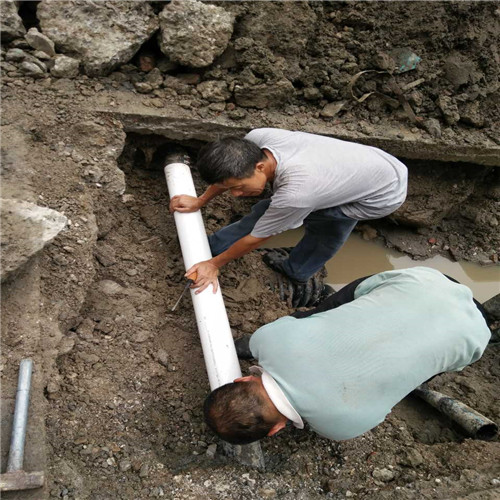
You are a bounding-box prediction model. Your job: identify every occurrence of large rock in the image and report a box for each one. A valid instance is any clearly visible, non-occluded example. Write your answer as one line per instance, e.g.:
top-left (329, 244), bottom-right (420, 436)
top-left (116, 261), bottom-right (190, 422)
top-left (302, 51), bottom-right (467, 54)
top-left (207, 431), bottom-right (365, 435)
top-left (1, 0), bottom-right (26, 42)
top-left (37, 0), bottom-right (158, 76)
top-left (1, 199), bottom-right (67, 282)
top-left (158, 0), bottom-right (234, 68)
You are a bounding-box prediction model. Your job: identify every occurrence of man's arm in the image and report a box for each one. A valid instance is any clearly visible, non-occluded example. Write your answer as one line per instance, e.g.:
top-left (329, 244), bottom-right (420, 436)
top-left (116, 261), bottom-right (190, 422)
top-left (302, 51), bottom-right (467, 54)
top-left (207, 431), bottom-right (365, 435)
top-left (169, 185), bottom-right (227, 213)
top-left (185, 234), bottom-right (271, 294)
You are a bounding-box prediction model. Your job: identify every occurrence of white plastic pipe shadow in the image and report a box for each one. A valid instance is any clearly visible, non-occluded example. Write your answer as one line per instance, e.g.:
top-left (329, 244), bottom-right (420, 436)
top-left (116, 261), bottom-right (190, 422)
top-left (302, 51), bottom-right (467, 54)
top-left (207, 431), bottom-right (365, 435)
top-left (164, 162), bottom-right (242, 389)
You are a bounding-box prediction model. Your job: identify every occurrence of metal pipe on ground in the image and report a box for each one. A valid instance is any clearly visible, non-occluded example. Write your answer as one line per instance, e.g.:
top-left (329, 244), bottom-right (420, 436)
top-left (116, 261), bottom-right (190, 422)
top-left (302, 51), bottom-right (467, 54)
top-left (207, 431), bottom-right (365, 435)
top-left (0, 359), bottom-right (44, 492)
top-left (164, 161), bottom-right (265, 470)
top-left (413, 386), bottom-right (498, 440)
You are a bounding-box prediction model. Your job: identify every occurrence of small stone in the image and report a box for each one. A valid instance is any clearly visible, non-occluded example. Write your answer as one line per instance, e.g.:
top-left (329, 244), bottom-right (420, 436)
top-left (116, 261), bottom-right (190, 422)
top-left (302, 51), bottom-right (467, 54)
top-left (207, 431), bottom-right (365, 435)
top-left (304, 87), bottom-right (322, 101)
top-left (135, 82), bottom-right (153, 94)
top-left (139, 464), bottom-right (149, 478)
top-left (20, 61), bottom-right (45, 78)
top-left (94, 242), bottom-right (116, 267)
top-left (77, 352), bottom-right (100, 364)
top-left (359, 224), bottom-right (378, 241)
top-left (119, 459), bottom-right (132, 472)
top-left (346, 492), bottom-right (354, 498)
top-left (320, 101), bottom-right (346, 118)
top-left (155, 349), bottom-right (169, 367)
top-left (6, 48), bottom-right (26, 62)
top-left (150, 98), bottom-right (164, 108)
top-left (58, 336), bottom-right (75, 355)
top-left (33, 50), bottom-right (52, 61)
top-left (422, 118), bottom-right (441, 138)
top-left (51, 55), bottom-right (80, 78)
top-left (46, 380), bottom-right (60, 394)
top-left (208, 102), bottom-right (226, 112)
top-left (228, 109), bottom-right (246, 120)
top-left (144, 67), bottom-right (163, 88)
top-left (126, 268), bottom-right (138, 276)
top-left (398, 448), bottom-right (424, 468)
top-left (77, 318), bottom-right (95, 337)
top-left (25, 27), bottom-right (56, 56)
top-left (258, 489), bottom-right (277, 499)
top-left (372, 468), bottom-right (395, 482)
top-left (206, 443), bottom-right (217, 458)
top-left (132, 330), bottom-right (150, 343)
top-left (197, 80), bottom-right (231, 102)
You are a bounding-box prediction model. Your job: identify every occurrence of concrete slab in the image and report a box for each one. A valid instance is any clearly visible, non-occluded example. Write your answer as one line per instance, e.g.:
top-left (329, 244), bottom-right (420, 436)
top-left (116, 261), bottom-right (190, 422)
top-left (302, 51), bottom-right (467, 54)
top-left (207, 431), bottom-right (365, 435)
top-left (105, 110), bottom-right (500, 167)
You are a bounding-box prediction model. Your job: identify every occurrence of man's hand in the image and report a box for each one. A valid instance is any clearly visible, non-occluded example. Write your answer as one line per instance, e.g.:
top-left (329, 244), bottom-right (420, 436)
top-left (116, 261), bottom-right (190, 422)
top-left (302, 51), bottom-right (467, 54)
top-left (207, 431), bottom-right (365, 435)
top-left (169, 195), bottom-right (203, 213)
top-left (185, 260), bottom-right (220, 294)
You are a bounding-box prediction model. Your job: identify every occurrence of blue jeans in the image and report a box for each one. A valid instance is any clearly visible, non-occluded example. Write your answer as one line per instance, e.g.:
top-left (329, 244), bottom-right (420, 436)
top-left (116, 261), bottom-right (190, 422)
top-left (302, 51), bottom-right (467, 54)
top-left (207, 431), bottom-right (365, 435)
top-left (208, 199), bottom-right (358, 282)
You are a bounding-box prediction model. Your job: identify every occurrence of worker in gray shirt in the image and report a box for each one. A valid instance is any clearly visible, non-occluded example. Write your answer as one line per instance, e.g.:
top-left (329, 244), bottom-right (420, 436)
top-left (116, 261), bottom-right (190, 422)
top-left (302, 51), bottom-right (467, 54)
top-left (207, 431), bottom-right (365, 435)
top-left (169, 128), bottom-right (408, 295)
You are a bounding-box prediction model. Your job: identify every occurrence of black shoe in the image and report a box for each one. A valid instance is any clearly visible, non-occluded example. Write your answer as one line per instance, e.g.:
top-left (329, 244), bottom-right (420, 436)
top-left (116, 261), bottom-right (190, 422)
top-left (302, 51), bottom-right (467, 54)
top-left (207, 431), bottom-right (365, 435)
top-left (235, 336), bottom-right (254, 360)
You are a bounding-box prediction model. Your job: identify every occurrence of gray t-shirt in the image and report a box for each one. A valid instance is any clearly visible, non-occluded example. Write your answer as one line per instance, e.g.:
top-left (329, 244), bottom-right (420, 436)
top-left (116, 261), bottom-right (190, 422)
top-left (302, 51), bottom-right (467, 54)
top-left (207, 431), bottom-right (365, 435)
top-left (245, 128), bottom-right (408, 238)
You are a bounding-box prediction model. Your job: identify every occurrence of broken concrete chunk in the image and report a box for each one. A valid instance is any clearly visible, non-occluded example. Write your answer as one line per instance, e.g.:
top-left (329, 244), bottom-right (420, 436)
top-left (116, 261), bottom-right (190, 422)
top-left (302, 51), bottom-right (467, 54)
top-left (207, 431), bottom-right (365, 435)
top-left (25, 27), bottom-right (56, 57)
top-left (37, 0), bottom-right (158, 76)
top-left (1, 0), bottom-right (26, 42)
top-left (51, 55), bottom-right (80, 78)
top-left (158, 0), bottom-right (235, 68)
top-left (1, 198), bottom-right (68, 282)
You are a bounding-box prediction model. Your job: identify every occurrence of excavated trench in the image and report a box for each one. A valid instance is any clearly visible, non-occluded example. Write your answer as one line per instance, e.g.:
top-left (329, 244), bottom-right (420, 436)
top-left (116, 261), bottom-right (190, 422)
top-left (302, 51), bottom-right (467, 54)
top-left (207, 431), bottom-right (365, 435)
top-left (118, 131), bottom-right (499, 302)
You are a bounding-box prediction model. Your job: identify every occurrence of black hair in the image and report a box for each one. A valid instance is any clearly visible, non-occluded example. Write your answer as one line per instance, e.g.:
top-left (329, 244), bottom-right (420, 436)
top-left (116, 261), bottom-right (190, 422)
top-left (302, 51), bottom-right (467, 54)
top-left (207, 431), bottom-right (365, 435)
top-left (203, 381), bottom-right (275, 445)
top-left (196, 138), bottom-right (266, 185)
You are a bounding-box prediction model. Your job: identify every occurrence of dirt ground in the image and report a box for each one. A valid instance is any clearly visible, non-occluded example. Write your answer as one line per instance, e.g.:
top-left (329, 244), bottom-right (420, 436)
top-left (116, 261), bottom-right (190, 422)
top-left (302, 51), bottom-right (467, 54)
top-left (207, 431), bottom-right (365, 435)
top-left (1, 2), bottom-right (500, 499)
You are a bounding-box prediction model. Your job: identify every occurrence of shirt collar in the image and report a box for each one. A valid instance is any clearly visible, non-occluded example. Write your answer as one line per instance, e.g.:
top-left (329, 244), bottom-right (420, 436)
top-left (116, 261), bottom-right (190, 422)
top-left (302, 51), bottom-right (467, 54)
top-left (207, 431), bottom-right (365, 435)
top-left (250, 365), bottom-right (304, 429)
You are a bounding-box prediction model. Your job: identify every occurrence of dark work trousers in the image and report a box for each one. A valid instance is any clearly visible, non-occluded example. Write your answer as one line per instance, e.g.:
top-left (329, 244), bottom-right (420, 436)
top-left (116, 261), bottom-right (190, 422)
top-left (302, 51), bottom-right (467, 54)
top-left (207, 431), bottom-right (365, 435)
top-left (291, 274), bottom-right (491, 325)
top-left (208, 199), bottom-right (358, 283)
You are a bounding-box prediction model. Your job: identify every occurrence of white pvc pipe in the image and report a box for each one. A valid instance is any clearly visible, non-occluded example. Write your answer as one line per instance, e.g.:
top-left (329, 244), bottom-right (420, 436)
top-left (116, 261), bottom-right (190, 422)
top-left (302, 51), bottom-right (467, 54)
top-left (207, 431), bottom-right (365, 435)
top-left (164, 163), bottom-right (242, 390)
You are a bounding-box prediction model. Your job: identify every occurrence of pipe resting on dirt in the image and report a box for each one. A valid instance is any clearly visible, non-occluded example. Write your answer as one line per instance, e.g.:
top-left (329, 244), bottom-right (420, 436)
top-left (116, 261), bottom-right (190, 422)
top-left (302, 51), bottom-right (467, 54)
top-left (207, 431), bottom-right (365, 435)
top-left (164, 161), bottom-right (265, 469)
top-left (164, 162), bottom-right (241, 390)
top-left (413, 386), bottom-right (498, 440)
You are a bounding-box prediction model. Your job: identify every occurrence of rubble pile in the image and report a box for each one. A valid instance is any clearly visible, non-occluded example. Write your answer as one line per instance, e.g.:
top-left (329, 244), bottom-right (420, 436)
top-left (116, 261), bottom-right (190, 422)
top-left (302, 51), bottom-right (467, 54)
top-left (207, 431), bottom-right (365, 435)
top-left (1, 1), bottom-right (499, 134)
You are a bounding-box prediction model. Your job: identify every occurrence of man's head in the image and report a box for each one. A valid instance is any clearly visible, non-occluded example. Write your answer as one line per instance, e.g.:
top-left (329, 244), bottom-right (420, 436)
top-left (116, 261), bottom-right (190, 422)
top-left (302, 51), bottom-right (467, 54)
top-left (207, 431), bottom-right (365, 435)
top-left (203, 375), bottom-right (287, 445)
top-left (196, 138), bottom-right (273, 197)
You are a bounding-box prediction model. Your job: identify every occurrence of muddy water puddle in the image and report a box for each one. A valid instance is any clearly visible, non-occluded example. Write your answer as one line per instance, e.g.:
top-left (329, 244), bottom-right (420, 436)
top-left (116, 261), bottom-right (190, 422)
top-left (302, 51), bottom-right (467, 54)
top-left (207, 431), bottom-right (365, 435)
top-left (265, 230), bottom-right (499, 303)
